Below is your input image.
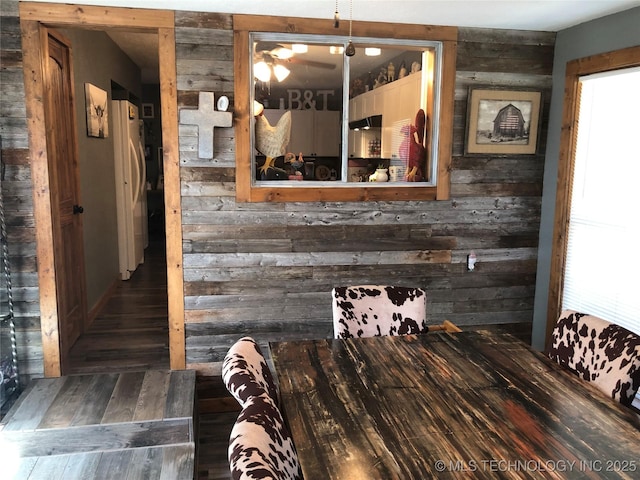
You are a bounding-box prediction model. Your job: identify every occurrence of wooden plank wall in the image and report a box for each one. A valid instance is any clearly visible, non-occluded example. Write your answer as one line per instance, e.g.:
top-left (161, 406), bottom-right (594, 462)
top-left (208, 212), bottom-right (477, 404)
top-left (176, 12), bottom-right (555, 375)
top-left (0, 3), bottom-right (554, 381)
top-left (0, 0), bottom-right (44, 383)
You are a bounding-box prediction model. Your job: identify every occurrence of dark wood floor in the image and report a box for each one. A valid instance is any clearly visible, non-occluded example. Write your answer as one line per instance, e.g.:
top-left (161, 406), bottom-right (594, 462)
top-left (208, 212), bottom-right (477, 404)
top-left (67, 230), bottom-right (234, 480)
top-left (68, 236), bottom-right (170, 374)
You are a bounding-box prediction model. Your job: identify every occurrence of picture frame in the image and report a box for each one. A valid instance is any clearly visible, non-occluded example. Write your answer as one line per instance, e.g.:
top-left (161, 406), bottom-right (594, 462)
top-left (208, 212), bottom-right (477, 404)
top-left (142, 103), bottom-right (155, 119)
top-left (465, 88), bottom-right (542, 154)
top-left (84, 83), bottom-right (108, 138)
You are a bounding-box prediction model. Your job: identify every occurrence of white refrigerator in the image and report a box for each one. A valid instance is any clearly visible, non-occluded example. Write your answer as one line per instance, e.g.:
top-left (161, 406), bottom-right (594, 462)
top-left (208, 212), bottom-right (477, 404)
top-left (112, 100), bottom-right (148, 280)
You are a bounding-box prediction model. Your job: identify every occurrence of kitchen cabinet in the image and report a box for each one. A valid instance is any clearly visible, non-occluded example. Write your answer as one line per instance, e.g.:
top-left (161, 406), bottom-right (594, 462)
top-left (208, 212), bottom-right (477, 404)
top-left (380, 73), bottom-right (422, 158)
top-left (349, 88), bottom-right (384, 122)
top-left (348, 73), bottom-right (422, 158)
top-left (263, 109), bottom-right (340, 157)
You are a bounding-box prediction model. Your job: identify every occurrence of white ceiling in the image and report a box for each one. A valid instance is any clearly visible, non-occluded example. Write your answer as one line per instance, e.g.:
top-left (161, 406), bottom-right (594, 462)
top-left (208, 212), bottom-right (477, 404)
top-left (106, 31), bottom-right (159, 83)
top-left (26, 0), bottom-right (640, 84)
top-left (26, 0), bottom-right (640, 31)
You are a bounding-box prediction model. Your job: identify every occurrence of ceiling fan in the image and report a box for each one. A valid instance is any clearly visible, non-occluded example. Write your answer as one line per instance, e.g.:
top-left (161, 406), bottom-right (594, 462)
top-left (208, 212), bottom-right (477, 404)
top-left (253, 42), bottom-right (336, 82)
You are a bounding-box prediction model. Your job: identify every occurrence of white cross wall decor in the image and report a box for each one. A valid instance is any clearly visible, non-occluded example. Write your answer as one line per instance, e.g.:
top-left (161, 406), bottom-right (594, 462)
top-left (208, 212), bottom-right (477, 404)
top-left (179, 92), bottom-right (232, 159)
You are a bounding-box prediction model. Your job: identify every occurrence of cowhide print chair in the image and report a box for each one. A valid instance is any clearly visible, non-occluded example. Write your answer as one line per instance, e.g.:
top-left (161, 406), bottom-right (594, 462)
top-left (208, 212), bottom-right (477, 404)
top-left (332, 285), bottom-right (429, 338)
top-left (222, 337), bottom-right (279, 408)
top-left (228, 393), bottom-right (303, 480)
top-left (547, 309), bottom-right (640, 406)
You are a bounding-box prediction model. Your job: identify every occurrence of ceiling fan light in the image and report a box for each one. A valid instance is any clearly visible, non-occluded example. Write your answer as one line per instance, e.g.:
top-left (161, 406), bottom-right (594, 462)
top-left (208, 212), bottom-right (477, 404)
top-left (329, 46), bottom-right (344, 55)
top-left (254, 61), bottom-right (271, 82)
top-left (271, 46), bottom-right (294, 59)
top-left (292, 44), bottom-right (308, 54)
top-left (253, 100), bottom-right (264, 116)
top-left (365, 47), bottom-right (381, 56)
top-left (273, 64), bottom-right (291, 82)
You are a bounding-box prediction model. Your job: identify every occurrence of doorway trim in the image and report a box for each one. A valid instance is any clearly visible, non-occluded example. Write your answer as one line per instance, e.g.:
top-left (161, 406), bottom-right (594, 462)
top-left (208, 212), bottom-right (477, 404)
top-left (19, 2), bottom-right (185, 376)
top-left (546, 45), bottom-right (640, 349)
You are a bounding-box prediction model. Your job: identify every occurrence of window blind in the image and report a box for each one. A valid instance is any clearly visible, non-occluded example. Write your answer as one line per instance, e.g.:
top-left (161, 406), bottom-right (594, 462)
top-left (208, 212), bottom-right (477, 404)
top-left (562, 67), bottom-right (640, 336)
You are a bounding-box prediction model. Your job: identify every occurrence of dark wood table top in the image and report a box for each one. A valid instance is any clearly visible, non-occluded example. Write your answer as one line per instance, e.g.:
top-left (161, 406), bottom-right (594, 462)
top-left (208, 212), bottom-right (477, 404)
top-left (270, 331), bottom-right (640, 479)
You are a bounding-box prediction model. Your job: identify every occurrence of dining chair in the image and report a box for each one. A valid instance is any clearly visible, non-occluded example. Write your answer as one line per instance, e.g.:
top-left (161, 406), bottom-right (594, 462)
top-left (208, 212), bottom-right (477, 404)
top-left (228, 393), bottom-right (303, 480)
top-left (332, 285), bottom-right (429, 338)
top-left (222, 336), bottom-right (279, 408)
top-left (546, 309), bottom-right (640, 406)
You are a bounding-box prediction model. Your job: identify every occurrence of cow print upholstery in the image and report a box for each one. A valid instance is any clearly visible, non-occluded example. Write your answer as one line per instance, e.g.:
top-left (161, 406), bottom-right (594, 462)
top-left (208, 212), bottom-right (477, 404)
top-left (228, 393), bottom-right (303, 480)
top-left (222, 337), bottom-right (279, 408)
top-left (332, 285), bottom-right (428, 339)
top-left (547, 310), bottom-right (640, 406)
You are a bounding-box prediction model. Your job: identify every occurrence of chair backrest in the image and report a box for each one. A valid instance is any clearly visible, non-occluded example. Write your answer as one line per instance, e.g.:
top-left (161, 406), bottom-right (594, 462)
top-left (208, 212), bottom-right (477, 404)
top-left (228, 393), bottom-right (303, 480)
top-left (222, 336), bottom-right (279, 408)
top-left (547, 310), bottom-right (640, 406)
top-left (332, 285), bottom-right (428, 339)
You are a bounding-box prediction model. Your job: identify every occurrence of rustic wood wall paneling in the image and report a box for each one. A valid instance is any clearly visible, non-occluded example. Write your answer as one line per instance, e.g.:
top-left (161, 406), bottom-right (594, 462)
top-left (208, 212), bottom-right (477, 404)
top-left (0, 0), bottom-right (44, 383)
top-left (176, 13), bottom-right (554, 375)
top-left (2, 3), bottom-right (555, 379)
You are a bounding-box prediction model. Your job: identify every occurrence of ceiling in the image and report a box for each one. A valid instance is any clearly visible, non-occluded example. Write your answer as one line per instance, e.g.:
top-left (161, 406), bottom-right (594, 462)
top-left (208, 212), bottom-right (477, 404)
top-left (106, 31), bottom-right (159, 84)
top-left (31, 0), bottom-right (639, 84)
top-left (27, 0), bottom-right (640, 31)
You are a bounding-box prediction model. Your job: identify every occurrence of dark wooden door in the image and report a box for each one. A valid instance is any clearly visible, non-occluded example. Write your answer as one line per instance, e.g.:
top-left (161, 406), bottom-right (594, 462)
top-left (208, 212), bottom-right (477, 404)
top-left (43, 28), bottom-right (88, 371)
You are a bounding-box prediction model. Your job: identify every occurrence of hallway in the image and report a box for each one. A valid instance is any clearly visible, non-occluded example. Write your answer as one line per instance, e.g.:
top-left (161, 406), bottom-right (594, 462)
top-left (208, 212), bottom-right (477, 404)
top-left (67, 233), bottom-right (170, 375)
top-left (65, 229), bottom-right (235, 479)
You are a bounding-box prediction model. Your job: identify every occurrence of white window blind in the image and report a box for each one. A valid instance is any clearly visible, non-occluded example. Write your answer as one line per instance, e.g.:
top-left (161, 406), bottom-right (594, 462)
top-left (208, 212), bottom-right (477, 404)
top-left (562, 67), bottom-right (640, 336)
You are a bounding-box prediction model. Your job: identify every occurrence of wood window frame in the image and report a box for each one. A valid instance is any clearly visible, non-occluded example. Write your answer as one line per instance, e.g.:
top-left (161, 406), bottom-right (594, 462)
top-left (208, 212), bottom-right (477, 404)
top-left (546, 45), bottom-right (640, 348)
top-left (233, 15), bottom-right (457, 203)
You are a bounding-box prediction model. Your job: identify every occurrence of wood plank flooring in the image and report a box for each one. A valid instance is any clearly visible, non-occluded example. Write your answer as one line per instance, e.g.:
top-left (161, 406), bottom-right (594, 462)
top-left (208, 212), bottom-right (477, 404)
top-left (64, 233), bottom-right (235, 480)
top-left (1, 370), bottom-right (197, 478)
top-left (67, 236), bottom-right (170, 374)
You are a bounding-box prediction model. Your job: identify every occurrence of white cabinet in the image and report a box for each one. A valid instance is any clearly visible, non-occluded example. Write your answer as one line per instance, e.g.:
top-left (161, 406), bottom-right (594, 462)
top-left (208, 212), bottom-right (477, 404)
top-left (380, 74), bottom-right (422, 158)
top-left (348, 73), bottom-right (422, 158)
top-left (349, 88), bottom-right (384, 122)
top-left (288, 110), bottom-right (315, 155)
top-left (348, 96), bottom-right (362, 122)
top-left (350, 130), bottom-right (359, 157)
top-left (310, 110), bottom-right (341, 156)
top-left (263, 109), bottom-right (341, 157)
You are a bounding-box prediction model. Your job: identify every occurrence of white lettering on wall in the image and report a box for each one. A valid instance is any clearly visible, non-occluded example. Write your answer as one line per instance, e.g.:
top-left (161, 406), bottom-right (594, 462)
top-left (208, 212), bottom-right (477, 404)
top-left (287, 89), bottom-right (335, 110)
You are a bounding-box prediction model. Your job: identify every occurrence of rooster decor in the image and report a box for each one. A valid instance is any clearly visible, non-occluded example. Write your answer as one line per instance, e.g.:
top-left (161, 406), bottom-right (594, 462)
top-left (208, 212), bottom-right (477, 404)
top-left (255, 110), bottom-right (291, 178)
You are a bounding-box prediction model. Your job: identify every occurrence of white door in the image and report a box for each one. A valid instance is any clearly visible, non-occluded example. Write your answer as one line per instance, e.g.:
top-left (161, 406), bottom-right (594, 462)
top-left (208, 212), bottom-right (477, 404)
top-left (127, 103), bottom-right (145, 270)
top-left (113, 101), bottom-right (146, 279)
top-left (112, 100), bottom-right (133, 279)
top-left (138, 120), bottom-right (149, 249)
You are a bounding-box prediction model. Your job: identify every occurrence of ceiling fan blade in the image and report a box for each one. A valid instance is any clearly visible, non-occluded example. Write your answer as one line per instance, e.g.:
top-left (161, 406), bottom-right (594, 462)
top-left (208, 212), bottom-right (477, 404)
top-left (254, 42), bottom-right (294, 59)
top-left (286, 57), bottom-right (337, 70)
top-left (254, 41), bottom-right (285, 52)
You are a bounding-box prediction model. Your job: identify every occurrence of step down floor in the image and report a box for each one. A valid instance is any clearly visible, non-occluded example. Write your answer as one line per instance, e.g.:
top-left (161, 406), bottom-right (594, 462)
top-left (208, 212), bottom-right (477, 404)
top-left (0, 369), bottom-right (196, 479)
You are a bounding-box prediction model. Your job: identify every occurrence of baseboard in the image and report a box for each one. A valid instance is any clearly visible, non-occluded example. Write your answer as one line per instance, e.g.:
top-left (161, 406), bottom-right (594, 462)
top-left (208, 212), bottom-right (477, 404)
top-left (87, 277), bottom-right (119, 326)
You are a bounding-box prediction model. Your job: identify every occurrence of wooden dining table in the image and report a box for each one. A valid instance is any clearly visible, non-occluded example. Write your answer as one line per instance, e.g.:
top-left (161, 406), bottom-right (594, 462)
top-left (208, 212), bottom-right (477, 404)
top-left (270, 330), bottom-right (640, 479)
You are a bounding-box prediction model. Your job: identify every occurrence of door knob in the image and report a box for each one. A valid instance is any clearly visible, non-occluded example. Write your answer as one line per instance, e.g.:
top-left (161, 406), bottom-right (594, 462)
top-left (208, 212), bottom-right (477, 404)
top-left (73, 205), bottom-right (84, 214)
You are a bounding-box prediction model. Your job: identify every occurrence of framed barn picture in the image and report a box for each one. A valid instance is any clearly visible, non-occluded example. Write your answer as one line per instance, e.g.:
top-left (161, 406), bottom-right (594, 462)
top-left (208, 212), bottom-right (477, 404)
top-left (465, 88), bottom-right (542, 154)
